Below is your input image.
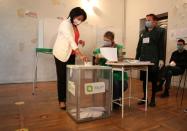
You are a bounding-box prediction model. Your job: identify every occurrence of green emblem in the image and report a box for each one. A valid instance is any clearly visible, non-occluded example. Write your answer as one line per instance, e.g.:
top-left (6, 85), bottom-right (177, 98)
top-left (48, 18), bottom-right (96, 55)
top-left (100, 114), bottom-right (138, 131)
top-left (87, 85), bottom-right (93, 92)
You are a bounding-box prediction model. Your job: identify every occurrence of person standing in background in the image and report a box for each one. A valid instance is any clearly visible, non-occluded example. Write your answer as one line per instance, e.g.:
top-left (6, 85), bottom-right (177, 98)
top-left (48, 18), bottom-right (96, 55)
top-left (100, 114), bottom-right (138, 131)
top-left (136, 14), bottom-right (166, 107)
top-left (53, 7), bottom-right (88, 109)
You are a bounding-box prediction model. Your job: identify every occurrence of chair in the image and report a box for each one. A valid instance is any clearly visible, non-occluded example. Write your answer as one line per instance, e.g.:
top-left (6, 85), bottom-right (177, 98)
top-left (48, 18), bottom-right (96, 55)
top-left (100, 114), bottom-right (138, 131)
top-left (32, 48), bottom-right (53, 95)
top-left (176, 69), bottom-right (187, 105)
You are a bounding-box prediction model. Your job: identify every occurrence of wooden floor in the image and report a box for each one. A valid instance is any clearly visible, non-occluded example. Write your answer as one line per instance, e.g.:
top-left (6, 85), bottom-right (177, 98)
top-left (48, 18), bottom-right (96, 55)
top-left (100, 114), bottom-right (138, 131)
top-left (0, 79), bottom-right (187, 131)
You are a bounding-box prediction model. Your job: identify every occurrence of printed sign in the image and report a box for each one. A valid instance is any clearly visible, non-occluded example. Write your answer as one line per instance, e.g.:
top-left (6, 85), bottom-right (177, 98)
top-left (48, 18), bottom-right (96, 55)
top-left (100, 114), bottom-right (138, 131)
top-left (85, 82), bottom-right (105, 95)
top-left (68, 81), bottom-right (75, 96)
top-left (143, 37), bottom-right (150, 44)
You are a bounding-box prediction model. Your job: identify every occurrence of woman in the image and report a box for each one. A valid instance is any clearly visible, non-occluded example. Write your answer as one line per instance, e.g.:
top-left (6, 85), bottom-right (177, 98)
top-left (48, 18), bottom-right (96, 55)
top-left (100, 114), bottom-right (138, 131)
top-left (93, 31), bottom-right (128, 109)
top-left (53, 7), bottom-right (88, 109)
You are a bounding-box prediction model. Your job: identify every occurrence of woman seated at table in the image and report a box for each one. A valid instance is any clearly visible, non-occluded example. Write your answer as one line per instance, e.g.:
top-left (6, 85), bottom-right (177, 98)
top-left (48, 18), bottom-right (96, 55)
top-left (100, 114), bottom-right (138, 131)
top-left (93, 31), bottom-right (128, 109)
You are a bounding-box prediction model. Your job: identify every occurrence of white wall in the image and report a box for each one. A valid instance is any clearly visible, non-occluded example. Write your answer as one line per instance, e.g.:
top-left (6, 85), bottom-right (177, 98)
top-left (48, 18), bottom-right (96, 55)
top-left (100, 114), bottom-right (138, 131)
top-left (0, 0), bottom-right (125, 83)
top-left (125, 0), bottom-right (187, 83)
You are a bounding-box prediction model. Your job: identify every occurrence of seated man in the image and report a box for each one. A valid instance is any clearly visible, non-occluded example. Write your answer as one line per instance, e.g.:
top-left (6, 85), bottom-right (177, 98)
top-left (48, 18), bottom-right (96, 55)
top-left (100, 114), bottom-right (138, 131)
top-left (157, 39), bottom-right (187, 98)
top-left (93, 31), bottom-right (128, 109)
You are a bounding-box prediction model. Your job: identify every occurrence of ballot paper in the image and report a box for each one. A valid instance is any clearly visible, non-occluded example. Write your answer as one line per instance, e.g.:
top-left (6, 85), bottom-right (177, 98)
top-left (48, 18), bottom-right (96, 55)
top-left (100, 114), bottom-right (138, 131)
top-left (100, 47), bottom-right (118, 62)
top-left (124, 60), bottom-right (152, 65)
top-left (124, 60), bottom-right (140, 63)
top-left (70, 107), bottom-right (105, 119)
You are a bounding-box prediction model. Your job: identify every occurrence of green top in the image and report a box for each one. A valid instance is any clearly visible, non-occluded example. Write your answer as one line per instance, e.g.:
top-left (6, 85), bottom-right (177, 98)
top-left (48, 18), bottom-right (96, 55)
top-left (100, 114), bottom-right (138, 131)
top-left (93, 44), bottom-right (128, 81)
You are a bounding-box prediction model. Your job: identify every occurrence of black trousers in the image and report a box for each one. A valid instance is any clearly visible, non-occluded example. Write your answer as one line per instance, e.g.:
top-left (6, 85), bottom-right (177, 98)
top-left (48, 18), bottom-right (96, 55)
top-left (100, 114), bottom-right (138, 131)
top-left (113, 79), bottom-right (128, 100)
top-left (140, 66), bottom-right (159, 101)
top-left (54, 55), bottom-right (75, 102)
top-left (159, 66), bottom-right (184, 92)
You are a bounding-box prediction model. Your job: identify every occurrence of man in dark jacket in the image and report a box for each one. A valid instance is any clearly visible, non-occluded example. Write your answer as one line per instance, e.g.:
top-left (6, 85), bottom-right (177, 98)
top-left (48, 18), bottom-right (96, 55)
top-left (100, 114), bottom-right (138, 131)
top-left (157, 39), bottom-right (187, 97)
top-left (136, 14), bottom-right (166, 107)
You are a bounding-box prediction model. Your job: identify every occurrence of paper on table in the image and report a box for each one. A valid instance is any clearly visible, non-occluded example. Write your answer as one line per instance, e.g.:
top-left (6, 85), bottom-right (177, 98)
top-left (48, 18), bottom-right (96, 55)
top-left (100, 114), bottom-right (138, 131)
top-left (125, 60), bottom-right (139, 63)
top-left (125, 60), bottom-right (151, 64)
top-left (100, 47), bottom-right (118, 62)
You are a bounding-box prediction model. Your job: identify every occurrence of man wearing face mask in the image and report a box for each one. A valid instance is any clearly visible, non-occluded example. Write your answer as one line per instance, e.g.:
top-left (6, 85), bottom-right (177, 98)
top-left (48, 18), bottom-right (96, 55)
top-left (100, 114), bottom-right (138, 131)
top-left (136, 14), bottom-right (166, 107)
top-left (53, 7), bottom-right (88, 109)
top-left (157, 39), bottom-right (187, 98)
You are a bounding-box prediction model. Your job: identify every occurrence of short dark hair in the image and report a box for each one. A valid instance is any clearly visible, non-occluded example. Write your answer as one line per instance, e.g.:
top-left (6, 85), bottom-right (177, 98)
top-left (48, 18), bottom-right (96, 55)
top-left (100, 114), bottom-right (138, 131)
top-left (68, 7), bottom-right (87, 23)
top-left (104, 31), bottom-right (114, 41)
top-left (146, 14), bottom-right (158, 21)
top-left (178, 39), bottom-right (185, 45)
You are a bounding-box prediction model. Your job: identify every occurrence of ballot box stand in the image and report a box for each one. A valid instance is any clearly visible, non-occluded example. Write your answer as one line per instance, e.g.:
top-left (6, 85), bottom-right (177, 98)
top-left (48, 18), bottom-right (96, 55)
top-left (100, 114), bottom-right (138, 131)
top-left (66, 65), bottom-right (112, 122)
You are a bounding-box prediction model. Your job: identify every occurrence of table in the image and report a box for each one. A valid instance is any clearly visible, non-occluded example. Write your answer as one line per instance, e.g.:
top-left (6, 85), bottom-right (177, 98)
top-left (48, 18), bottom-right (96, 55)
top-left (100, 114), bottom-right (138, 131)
top-left (32, 48), bottom-right (53, 95)
top-left (106, 60), bottom-right (154, 118)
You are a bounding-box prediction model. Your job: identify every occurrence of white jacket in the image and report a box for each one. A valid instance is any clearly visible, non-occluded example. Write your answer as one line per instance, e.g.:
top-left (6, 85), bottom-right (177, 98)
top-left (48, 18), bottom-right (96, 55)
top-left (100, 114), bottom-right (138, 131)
top-left (53, 18), bottom-right (78, 62)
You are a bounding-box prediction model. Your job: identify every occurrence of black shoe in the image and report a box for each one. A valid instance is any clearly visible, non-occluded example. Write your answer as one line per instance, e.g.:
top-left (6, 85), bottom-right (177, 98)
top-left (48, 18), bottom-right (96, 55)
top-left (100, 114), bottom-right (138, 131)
top-left (137, 98), bottom-right (147, 105)
top-left (60, 106), bottom-right (66, 110)
top-left (155, 86), bottom-right (163, 92)
top-left (59, 102), bottom-right (66, 110)
top-left (149, 100), bottom-right (156, 107)
top-left (160, 92), bottom-right (169, 98)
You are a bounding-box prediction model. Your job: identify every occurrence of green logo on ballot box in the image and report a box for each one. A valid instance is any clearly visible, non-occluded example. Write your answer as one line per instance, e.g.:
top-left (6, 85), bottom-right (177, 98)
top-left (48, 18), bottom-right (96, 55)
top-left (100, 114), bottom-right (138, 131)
top-left (85, 82), bottom-right (105, 95)
top-left (86, 85), bottom-right (93, 92)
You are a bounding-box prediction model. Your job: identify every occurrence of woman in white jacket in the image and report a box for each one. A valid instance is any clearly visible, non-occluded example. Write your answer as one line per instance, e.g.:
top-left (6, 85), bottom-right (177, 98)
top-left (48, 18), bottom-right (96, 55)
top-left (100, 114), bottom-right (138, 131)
top-left (53, 7), bottom-right (88, 109)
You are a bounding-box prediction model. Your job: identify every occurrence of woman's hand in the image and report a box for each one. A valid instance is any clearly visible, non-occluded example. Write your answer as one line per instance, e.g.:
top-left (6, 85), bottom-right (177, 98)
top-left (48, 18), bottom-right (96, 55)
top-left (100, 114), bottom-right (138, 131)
top-left (74, 48), bottom-right (88, 62)
top-left (80, 55), bottom-right (88, 62)
top-left (78, 40), bottom-right (85, 47)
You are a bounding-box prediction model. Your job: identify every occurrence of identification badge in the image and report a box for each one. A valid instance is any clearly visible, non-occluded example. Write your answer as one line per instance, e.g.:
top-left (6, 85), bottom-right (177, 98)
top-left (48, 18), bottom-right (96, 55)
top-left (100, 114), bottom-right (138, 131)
top-left (143, 37), bottom-right (150, 44)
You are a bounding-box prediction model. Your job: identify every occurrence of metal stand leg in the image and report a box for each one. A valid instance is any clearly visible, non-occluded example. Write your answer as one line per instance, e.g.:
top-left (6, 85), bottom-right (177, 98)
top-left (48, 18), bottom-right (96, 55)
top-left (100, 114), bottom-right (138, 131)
top-left (181, 71), bottom-right (187, 106)
top-left (111, 69), bottom-right (114, 111)
top-left (32, 51), bottom-right (38, 95)
top-left (128, 69), bottom-right (132, 108)
top-left (145, 67), bottom-right (148, 111)
top-left (122, 67), bottom-right (124, 118)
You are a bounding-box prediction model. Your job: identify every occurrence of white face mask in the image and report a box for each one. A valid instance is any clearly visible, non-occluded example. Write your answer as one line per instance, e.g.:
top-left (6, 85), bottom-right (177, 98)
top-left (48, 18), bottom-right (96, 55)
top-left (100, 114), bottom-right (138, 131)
top-left (103, 41), bottom-right (112, 46)
top-left (73, 19), bottom-right (81, 25)
top-left (145, 21), bottom-right (153, 28)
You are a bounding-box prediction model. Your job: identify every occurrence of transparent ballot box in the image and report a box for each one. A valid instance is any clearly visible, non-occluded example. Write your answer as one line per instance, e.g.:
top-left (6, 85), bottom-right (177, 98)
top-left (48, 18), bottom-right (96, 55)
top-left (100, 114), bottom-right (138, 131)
top-left (66, 65), bottom-right (112, 122)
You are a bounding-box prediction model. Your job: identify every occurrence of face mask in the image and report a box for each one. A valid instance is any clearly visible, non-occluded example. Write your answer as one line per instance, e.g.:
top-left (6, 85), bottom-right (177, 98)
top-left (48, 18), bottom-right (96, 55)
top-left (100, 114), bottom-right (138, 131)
top-left (177, 45), bottom-right (184, 51)
top-left (73, 19), bottom-right (81, 25)
top-left (145, 21), bottom-right (153, 28)
top-left (103, 41), bottom-right (112, 46)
